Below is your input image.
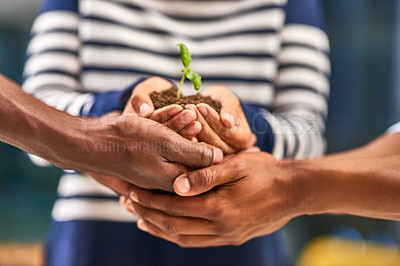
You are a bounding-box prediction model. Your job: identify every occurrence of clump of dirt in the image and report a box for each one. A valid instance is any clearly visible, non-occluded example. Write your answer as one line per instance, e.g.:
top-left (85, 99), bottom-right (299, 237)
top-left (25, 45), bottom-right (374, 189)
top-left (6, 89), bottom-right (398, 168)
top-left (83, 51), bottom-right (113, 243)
top-left (150, 87), bottom-right (221, 113)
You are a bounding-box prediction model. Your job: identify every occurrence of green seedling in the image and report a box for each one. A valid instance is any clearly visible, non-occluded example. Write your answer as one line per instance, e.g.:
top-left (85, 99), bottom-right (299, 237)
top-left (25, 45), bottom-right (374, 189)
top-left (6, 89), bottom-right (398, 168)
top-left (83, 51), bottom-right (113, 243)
top-left (176, 43), bottom-right (202, 99)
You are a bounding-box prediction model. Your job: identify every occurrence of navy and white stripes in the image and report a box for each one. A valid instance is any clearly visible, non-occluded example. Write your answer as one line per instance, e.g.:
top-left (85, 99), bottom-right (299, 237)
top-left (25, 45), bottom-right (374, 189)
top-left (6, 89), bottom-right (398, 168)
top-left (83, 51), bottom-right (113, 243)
top-left (271, 22), bottom-right (330, 158)
top-left (22, 0), bottom-right (330, 222)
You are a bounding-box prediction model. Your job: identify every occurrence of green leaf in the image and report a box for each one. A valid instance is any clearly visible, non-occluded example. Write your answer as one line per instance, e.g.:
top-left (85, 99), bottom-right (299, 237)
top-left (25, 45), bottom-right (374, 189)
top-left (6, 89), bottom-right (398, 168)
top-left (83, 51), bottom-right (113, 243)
top-left (177, 43), bottom-right (192, 69)
top-left (186, 69), bottom-right (202, 91)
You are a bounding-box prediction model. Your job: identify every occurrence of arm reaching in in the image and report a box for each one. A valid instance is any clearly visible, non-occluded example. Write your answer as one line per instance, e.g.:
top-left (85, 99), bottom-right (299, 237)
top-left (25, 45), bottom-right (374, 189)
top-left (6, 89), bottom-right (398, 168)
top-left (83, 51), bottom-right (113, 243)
top-left (0, 74), bottom-right (223, 191)
top-left (0, 73), bottom-right (86, 169)
top-left (121, 130), bottom-right (400, 247)
top-left (123, 152), bottom-right (295, 247)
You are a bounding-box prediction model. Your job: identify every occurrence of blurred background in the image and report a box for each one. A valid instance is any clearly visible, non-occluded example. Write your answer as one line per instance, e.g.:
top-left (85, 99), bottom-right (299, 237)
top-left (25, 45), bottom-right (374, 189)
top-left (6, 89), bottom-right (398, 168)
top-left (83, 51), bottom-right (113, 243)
top-left (0, 0), bottom-right (399, 265)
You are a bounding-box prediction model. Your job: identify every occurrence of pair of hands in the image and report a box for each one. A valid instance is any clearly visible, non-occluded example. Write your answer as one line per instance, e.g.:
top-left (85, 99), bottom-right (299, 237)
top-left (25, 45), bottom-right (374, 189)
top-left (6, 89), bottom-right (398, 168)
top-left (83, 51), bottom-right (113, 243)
top-left (90, 77), bottom-right (289, 248)
top-left (87, 76), bottom-right (253, 192)
top-left (119, 152), bottom-right (299, 248)
top-left (89, 76), bottom-right (255, 191)
top-left (125, 76), bottom-right (255, 154)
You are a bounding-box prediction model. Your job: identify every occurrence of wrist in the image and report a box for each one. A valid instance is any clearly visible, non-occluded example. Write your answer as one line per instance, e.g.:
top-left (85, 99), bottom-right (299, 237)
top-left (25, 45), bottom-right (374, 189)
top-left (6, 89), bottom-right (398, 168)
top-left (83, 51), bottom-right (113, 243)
top-left (271, 159), bottom-right (309, 220)
top-left (290, 159), bottom-right (339, 216)
top-left (59, 115), bottom-right (117, 174)
top-left (67, 115), bottom-right (139, 177)
top-left (38, 112), bottom-right (89, 170)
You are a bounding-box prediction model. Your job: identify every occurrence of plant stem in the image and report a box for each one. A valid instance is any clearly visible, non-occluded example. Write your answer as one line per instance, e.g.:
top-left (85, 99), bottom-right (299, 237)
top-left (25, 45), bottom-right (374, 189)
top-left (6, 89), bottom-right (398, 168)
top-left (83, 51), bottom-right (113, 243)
top-left (177, 70), bottom-right (186, 99)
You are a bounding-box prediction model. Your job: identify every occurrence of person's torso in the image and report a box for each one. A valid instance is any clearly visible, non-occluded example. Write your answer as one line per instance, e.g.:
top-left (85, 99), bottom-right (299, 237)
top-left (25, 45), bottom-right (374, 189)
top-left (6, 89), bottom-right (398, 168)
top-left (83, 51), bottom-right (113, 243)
top-left (78, 0), bottom-right (287, 105)
top-left (54, 0), bottom-right (287, 222)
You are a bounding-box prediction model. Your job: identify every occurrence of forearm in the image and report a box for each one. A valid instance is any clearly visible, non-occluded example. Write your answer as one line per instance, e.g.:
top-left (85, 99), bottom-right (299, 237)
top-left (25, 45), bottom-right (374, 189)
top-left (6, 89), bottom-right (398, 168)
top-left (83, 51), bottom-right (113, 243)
top-left (0, 74), bottom-right (88, 170)
top-left (323, 133), bottom-right (400, 161)
top-left (293, 156), bottom-right (400, 220)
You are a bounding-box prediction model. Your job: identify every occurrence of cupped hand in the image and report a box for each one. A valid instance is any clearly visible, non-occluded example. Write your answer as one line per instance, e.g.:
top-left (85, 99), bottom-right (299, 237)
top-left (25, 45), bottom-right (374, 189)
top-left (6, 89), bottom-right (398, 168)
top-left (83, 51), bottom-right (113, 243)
top-left (128, 79), bottom-right (255, 153)
top-left (194, 85), bottom-right (255, 154)
top-left (125, 76), bottom-right (202, 140)
top-left (122, 152), bottom-right (301, 247)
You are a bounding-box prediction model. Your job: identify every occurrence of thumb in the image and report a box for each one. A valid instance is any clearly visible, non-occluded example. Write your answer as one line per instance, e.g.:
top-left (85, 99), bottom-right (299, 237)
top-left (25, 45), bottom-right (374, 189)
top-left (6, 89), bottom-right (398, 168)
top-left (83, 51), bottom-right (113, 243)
top-left (130, 90), bottom-right (155, 118)
top-left (130, 77), bottom-right (174, 117)
top-left (173, 163), bottom-right (232, 196)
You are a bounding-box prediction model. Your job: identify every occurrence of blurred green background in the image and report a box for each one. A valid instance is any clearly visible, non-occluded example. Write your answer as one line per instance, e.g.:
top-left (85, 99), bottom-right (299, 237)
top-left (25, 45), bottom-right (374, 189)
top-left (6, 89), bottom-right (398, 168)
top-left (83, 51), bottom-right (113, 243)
top-left (0, 0), bottom-right (62, 242)
top-left (0, 0), bottom-right (399, 264)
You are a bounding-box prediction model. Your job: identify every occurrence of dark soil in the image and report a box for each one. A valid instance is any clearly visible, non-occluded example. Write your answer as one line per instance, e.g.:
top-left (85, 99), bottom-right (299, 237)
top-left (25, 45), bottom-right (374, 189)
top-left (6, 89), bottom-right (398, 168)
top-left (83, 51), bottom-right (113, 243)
top-left (150, 87), bottom-right (221, 113)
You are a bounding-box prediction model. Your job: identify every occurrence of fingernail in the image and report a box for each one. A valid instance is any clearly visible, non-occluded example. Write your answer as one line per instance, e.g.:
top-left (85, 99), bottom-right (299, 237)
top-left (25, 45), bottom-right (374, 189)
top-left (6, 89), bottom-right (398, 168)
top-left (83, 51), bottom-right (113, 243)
top-left (186, 121), bottom-right (201, 135)
top-left (181, 109), bottom-right (196, 124)
top-left (191, 137), bottom-right (198, 143)
top-left (185, 104), bottom-right (196, 110)
top-left (186, 126), bottom-right (198, 136)
top-left (197, 105), bottom-right (208, 117)
top-left (120, 195), bottom-right (126, 204)
top-left (137, 219), bottom-right (148, 232)
top-left (212, 148), bottom-right (224, 164)
top-left (223, 113), bottom-right (235, 127)
top-left (130, 191), bottom-right (139, 203)
top-left (169, 105), bottom-right (183, 116)
top-left (175, 175), bottom-right (191, 194)
top-left (139, 103), bottom-right (151, 117)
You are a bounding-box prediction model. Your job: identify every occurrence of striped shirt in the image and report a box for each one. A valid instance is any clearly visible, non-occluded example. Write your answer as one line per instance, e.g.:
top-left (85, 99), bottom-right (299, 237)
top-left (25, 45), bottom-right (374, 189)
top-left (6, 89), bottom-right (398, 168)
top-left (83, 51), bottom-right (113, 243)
top-left (22, 0), bottom-right (329, 264)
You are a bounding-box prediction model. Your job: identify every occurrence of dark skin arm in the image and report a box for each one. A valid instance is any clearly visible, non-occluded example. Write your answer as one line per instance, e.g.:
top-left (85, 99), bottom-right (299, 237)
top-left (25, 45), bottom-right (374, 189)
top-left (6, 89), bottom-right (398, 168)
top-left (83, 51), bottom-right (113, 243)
top-left (120, 132), bottom-right (400, 247)
top-left (0, 74), bottom-right (223, 191)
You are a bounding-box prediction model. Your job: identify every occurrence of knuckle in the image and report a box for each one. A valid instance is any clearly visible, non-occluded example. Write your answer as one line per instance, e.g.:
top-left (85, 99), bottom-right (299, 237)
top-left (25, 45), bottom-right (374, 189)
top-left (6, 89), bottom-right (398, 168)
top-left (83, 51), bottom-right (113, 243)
top-left (198, 146), bottom-right (213, 166)
top-left (190, 168), bottom-right (214, 190)
top-left (210, 204), bottom-right (226, 220)
top-left (159, 135), bottom-right (177, 156)
top-left (165, 200), bottom-right (180, 217)
top-left (163, 165), bottom-right (180, 179)
top-left (221, 128), bottom-right (236, 142)
top-left (233, 157), bottom-right (248, 175)
top-left (214, 223), bottom-right (232, 236)
top-left (162, 218), bottom-right (178, 235)
top-left (201, 197), bottom-right (215, 216)
top-left (211, 196), bottom-right (233, 220)
top-left (235, 139), bottom-right (252, 150)
top-left (131, 94), bottom-right (142, 104)
top-left (118, 116), bottom-right (134, 132)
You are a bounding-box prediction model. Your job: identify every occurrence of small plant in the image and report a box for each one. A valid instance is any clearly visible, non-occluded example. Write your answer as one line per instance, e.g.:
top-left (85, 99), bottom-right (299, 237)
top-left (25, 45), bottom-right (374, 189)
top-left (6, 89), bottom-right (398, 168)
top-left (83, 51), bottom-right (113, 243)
top-left (176, 43), bottom-right (202, 99)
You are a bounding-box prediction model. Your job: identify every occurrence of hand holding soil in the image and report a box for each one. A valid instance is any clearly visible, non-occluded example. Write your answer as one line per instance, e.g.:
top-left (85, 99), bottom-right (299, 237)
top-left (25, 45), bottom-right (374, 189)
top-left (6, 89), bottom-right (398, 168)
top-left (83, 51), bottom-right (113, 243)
top-left (125, 44), bottom-right (254, 154)
top-left (126, 76), bottom-right (255, 154)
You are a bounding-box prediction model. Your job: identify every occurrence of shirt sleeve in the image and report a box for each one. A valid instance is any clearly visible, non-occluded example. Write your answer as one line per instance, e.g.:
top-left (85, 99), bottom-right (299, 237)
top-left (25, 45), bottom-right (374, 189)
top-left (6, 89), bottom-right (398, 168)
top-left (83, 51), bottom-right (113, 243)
top-left (22, 0), bottom-right (144, 166)
top-left (22, 0), bottom-right (136, 117)
top-left (243, 0), bottom-right (330, 159)
top-left (386, 121), bottom-right (400, 134)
